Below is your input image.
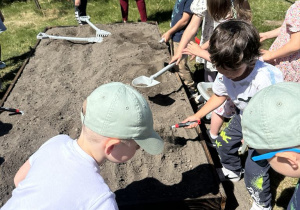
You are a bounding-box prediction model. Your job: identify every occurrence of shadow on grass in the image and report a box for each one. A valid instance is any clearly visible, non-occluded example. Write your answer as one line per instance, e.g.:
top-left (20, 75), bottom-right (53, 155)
top-left (276, 186), bottom-right (296, 209)
top-left (284, 0), bottom-right (295, 4)
top-left (5, 50), bottom-right (32, 64)
top-left (148, 10), bottom-right (173, 23)
top-left (269, 169), bottom-right (290, 208)
top-left (0, 49), bottom-right (34, 99)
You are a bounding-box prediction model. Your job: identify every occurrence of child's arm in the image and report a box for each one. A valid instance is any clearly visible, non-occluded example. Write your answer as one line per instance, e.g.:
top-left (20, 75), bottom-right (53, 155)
top-left (183, 94), bottom-right (227, 128)
top-left (200, 40), bottom-right (209, 50)
top-left (259, 27), bottom-right (281, 42)
top-left (183, 41), bottom-right (211, 61)
top-left (14, 160), bottom-right (31, 187)
top-left (262, 31), bottom-right (300, 61)
top-left (170, 14), bottom-right (203, 64)
top-left (162, 12), bottom-right (192, 42)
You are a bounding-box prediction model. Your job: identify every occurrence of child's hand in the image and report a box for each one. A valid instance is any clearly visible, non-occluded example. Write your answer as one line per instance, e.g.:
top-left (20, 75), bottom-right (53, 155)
top-left (170, 53), bottom-right (182, 65)
top-left (261, 49), bottom-right (274, 62)
top-left (182, 41), bottom-right (202, 57)
top-left (181, 115), bottom-right (201, 129)
top-left (162, 32), bottom-right (170, 43)
top-left (259, 32), bottom-right (269, 42)
top-left (74, 0), bottom-right (81, 6)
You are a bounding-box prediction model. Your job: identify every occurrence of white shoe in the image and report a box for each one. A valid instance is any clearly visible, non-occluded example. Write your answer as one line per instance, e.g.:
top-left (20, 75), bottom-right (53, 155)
top-left (218, 167), bottom-right (244, 182)
top-left (75, 11), bottom-right (83, 25)
top-left (0, 61), bottom-right (6, 69)
top-left (250, 202), bottom-right (272, 210)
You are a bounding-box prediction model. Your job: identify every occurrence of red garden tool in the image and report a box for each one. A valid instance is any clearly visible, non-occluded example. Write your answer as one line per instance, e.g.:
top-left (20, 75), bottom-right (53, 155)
top-left (171, 120), bottom-right (201, 129)
top-left (0, 107), bottom-right (24, 115)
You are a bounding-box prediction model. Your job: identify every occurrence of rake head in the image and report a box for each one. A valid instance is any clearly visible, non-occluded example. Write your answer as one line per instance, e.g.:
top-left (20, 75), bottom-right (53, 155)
top-left (96, 30), bottom-right (111, 37)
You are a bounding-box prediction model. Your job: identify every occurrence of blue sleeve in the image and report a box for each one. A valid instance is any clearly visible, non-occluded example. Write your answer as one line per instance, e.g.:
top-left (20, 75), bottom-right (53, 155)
top-left (183, 0), bottom-right (193, 14)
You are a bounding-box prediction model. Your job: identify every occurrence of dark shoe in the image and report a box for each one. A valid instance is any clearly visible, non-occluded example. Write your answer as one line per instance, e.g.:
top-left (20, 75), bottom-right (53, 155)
top-left (188, 87), bottom-right (199, 99)
top-left (205, 129), bottom-right (217, 147)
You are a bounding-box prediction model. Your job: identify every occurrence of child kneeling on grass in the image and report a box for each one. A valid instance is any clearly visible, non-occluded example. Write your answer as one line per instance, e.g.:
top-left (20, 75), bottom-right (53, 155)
top-left (242, 82), bottom-right (300, 210)
top-left (183, 20), bottom-right (283, 210)
top-left (1, 82), bottom-right (164, 210)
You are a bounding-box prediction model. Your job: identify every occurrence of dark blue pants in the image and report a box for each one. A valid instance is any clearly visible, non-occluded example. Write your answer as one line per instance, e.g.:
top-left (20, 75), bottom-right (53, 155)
top-left (215, 114), bottom-right (272, 207)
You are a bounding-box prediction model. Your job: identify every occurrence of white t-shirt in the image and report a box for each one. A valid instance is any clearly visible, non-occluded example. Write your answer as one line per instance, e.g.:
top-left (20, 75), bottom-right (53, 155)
top-left (213, 60), bottom-right (284, 114)
top-left (1, 135), bottom-right (118, 210)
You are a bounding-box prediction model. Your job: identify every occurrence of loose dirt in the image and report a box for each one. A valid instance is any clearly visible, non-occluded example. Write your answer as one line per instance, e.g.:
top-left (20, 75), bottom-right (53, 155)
top-left (0, 22), bottom-right (228, 209)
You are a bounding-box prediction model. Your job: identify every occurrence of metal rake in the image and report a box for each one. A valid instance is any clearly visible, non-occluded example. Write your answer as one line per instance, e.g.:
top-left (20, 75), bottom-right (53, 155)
top-left (79, 16), bottom-right (111, 37)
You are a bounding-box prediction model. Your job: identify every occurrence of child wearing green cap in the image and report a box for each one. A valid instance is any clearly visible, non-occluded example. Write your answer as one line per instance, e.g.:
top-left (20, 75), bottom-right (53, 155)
top-left (182, 20), bottom-right (283, 210)
top-left (1, 82), bottom-right (164, 209)
top-left (242, 82), bottom-right (300, 210)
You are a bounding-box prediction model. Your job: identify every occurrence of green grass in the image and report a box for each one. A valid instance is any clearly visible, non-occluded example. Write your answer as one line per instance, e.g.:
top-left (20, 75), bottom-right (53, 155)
top-left (0, 0), bottom-right (298, 209)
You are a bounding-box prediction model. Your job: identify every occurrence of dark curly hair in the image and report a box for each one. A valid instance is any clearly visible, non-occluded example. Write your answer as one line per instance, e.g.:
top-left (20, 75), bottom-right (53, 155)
top-left (208, 20), bottom-right (261, 70)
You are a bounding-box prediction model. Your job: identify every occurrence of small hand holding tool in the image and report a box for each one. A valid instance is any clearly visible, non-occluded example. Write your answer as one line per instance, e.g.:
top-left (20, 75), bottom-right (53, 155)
top-left (0, 107), bottom-right (24, 115)
top-left (171, 120), bottom-right (201, 129)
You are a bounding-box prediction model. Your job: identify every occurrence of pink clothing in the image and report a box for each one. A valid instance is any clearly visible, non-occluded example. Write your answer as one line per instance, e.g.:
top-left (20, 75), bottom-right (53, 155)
top-left (120, 0), bottom-right (147, 22)
top-left (269, 1), bottom-right (300, 82)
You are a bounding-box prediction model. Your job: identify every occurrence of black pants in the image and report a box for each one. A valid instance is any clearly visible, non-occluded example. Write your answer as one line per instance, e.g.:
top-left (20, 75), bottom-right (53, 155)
top-left (215, 114), bottom-right (272, 207)
top-left (74, 0), bottom-right (87, 16)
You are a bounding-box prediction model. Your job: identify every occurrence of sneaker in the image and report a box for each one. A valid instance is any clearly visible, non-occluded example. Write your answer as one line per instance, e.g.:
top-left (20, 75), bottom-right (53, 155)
top-left (0, 61), bottom-right (6, 69)
top-left (188, 87), bottom-right (199, 99)
top-left (217, 167), bottom-right (244, 182)
top-left (250, 202), bottom-right (272, 210)
top-left (75, 11), bottom-right (82, 25)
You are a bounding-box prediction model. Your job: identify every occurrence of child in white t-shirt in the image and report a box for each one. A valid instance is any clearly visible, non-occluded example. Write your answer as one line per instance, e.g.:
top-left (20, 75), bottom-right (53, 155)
top-left (183, 20), bottom-right (283, 210)
top-left (1, 82), bottom-right (164, 210)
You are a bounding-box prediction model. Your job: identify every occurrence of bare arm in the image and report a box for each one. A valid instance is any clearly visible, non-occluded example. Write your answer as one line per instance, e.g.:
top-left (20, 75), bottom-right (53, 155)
top-left (183, 94), bottom-right (227, 128)
top-left (183, 41), bottom-right (211, 61)
top-left (170, 14), bottom-right (203, 64)
top-left (262, 31), bottom-right (300, 61)
top-left (162, 12), bottom-right (193, 42)
top-left (14, 160), bottom-right (31, 187)
top-left (260, 27), bottom-right (281, 42)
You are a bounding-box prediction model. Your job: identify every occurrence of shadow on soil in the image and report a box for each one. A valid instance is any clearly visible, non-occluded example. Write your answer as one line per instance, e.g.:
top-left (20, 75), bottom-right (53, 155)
top-left (0, 121), bottom-right (12, 137)
top-left (116, 164), bottom-right (221, 210)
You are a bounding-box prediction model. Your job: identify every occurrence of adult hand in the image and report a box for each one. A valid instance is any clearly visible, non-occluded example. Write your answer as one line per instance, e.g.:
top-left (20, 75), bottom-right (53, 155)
top-left (181, 114), bottom-right (201, 129)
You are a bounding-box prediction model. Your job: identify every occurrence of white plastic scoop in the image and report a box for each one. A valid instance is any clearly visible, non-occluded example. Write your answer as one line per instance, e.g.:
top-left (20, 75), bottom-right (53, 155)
top-left (132, 62), bottom-right (176, 88)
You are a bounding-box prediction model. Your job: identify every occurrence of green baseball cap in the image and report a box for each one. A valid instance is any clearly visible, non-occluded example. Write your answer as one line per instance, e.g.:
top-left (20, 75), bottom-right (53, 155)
top-left (81, 82), bottom-right (164, 155)
top-left (242, 82), bottom-right (300, 150)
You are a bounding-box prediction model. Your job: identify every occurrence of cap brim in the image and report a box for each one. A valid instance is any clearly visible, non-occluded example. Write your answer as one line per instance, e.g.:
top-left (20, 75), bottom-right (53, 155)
top-left (134, 130), bottom-right (164, 155)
